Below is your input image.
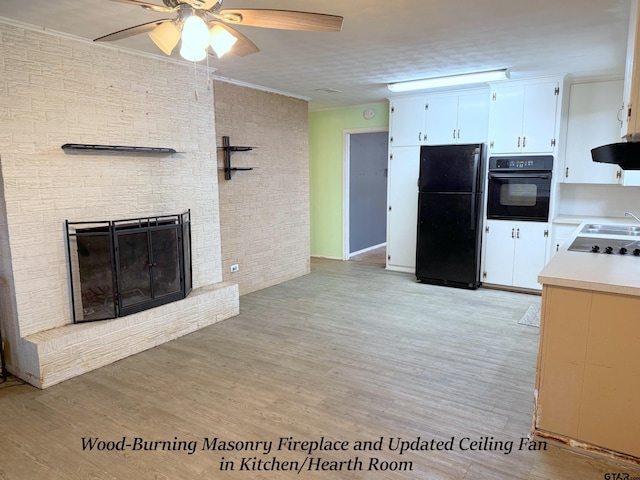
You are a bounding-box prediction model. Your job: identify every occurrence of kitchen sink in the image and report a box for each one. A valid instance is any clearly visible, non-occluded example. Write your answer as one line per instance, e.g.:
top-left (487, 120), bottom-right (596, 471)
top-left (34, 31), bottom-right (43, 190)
top-left (579, 224), bottom-right (640, 236)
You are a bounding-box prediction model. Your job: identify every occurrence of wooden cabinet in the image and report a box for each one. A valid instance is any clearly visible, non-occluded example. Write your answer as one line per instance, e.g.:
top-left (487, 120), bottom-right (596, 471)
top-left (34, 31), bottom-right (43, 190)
top-left (563, 80), bottom-right (623, 184)
top-left (621, 0), bottom-right (640, 140)
top-left (488, 81), bottom-right (560, 154)
top-left (425, 91), bottom-right (489, 145)
top-left (536, 285), bottom-right (640, 458)
top-left (389, 96), bottom-right (426, 147)
top-left (614, 0), bottom-right (640, 185)
top-left (482, 220), bottom-right (548, 290)
top-left (386, 146), bottom-right (419, 272)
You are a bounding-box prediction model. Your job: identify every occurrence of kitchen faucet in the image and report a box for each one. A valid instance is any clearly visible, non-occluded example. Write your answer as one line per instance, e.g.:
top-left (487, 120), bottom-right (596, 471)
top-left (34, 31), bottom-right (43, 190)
top-left (625, 211), bottom-right (640, 224)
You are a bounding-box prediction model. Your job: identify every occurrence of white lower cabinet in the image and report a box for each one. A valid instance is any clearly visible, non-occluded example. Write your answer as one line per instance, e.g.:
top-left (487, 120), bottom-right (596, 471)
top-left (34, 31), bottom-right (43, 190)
top-left (386, 146), bottom-right (419, 272)
top-left (482, 220), bottom-right (549, 290)
top-left (549, 223), bottom-right (581, 259)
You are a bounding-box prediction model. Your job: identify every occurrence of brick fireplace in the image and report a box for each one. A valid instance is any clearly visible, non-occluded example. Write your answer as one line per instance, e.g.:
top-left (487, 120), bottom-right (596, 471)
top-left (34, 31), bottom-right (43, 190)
top-left (0, 22), bottom-right (239, 388)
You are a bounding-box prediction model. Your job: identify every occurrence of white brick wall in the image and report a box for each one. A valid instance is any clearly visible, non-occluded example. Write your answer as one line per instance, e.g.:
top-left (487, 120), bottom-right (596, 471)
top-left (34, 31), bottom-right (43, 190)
top-left (213, 81), bottom-right (310, 295)
top-left (0, 21), bottom-right (238, 387)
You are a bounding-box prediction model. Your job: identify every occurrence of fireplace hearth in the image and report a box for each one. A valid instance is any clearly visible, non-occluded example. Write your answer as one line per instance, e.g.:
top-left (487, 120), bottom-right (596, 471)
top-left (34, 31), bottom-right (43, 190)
top-left (65, 211), bottom-right (192, 323)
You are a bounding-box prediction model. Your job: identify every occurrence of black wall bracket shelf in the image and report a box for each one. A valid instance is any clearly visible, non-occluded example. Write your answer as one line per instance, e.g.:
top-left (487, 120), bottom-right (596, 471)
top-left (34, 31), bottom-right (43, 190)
top-left (220, 135), bottom-right (254, 180)
top-left (61, 144), bottom-right (177, 155)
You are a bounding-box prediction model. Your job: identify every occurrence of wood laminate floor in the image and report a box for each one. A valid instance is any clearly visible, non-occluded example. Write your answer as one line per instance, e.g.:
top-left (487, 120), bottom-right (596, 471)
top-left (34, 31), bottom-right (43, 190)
top-left (349, 246), bottom-right (386, 266)
top-left (1, 258), bottom-right (638, 479)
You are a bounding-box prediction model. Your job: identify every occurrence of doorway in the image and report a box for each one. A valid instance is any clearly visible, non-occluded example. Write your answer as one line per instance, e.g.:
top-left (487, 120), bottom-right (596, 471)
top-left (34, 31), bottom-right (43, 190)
top-left (343, 129), bottom-right (388, 264)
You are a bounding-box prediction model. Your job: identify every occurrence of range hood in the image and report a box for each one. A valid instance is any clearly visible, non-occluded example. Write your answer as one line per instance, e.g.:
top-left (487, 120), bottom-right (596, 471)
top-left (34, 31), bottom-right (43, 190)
top-left (591, 142), bottom-right (640, 170)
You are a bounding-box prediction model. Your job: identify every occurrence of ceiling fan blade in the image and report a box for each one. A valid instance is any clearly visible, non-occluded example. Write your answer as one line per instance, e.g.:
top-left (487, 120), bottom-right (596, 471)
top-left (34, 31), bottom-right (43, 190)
top-left (94, 19), bottom-right (172, 42)
top-left (208, 22), bottom-right (260, 57)
top-left (107, 0), bottom-right (177, 13)
top-left (217, 9), bottom-right (343, 32)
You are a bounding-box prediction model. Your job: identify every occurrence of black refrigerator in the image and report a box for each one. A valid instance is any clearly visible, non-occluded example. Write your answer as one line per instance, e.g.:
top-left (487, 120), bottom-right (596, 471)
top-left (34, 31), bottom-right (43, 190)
top-left (416, 144), bottom-right (484, 289)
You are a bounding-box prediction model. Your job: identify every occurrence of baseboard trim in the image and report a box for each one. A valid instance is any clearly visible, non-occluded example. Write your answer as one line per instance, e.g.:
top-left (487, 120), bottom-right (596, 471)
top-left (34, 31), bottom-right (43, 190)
top-left (311, 255), bottom-right (343, 261)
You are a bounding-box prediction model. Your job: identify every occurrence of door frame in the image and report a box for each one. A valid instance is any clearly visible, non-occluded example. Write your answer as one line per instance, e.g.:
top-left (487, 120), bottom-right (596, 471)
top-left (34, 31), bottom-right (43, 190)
top-left (342, 127), bottom-right (389, 260)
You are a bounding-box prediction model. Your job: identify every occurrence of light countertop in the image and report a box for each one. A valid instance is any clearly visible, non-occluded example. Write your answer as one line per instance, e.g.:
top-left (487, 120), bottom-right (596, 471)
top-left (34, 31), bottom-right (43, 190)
top-left (539, 219), bottom-right (640, 296)
top-left (552, 214), bottom-right (632, 226)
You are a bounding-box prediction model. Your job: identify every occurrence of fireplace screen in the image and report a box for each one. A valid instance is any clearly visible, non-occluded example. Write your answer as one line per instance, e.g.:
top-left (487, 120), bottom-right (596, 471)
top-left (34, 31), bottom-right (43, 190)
top-left (65, 211), bottom-right (192, 323)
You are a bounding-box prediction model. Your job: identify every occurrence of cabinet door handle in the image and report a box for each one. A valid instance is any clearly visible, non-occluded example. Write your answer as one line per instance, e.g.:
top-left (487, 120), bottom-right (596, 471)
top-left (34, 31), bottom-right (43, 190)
top-left (565, 167), bottom-right (569, 178)
top-left (522, 136), bottom-right (526, 148)
top-left (511, 228), bottom-right (515, 238)
top-left (617, 105), bottom-right (625, 126)
top-left (457, 129), bottom-right (460, 139)
top-left (419, 132), bottom-right (422, 142)
top-left (517, 228), bottom-right (520, 239)
top-left (517, 137), bottom-right (521, 148)
top-left (453, 129), bottom-right (456, 139)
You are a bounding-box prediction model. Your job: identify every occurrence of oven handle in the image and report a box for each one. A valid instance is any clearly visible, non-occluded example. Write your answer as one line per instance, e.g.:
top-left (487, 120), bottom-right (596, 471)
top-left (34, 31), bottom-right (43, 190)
top-left (488, 172), bottom-right (552, 180)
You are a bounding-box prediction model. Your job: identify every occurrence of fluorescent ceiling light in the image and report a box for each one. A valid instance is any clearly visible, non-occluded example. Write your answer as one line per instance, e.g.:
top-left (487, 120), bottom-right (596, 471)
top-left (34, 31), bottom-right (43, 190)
top-left (387, 69), bottom-right (510, 92)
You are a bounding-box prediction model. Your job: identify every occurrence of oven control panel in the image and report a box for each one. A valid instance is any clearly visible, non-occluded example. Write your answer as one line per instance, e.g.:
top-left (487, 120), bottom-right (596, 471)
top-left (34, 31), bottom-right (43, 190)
top-left (489, 155), bottom-right (553, 171)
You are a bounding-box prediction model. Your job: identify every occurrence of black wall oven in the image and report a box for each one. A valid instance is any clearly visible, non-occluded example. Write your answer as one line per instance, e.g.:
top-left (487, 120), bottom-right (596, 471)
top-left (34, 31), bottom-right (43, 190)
top-left (486, 155), bottom-right (553, 222)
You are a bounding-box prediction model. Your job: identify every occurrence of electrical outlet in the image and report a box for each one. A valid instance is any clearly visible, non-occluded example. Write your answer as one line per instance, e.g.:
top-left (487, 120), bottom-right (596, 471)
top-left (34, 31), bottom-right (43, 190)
top-left (230, 264), bottom-right (239, 273)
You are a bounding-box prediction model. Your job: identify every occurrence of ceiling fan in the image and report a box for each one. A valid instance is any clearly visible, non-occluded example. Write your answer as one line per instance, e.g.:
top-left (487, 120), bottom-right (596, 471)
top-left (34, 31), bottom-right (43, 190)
top-left (94, 0), bottom-right (343, 61)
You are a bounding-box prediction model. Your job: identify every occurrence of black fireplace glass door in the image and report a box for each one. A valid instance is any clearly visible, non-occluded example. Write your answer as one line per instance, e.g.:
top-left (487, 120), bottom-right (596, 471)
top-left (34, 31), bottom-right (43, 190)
top-left (116, 231), bottom-right (152, 309)
top-left (150, 227), bottom-right (181, 298)
top-left (67, 212), bottom-right (192, 323)
top-left (76, 232), bottom-right (115, 321)
top-left (182, 215), bottom-right (192, 295)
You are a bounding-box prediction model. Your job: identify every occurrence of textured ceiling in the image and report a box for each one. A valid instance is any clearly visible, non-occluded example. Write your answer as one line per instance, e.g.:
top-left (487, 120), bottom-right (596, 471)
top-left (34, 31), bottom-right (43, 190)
top-left (0, 0), bottom-right (632, 110)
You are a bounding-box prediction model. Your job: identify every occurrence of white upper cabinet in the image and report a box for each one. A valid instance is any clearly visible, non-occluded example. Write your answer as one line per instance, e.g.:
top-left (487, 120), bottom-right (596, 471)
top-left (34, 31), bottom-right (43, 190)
top-left (425, 95), bottom-right (459, 144)
top-left (456, 93), bottom-right (490, 144)
top-left (389, 96), bottom-right (427, 147)
top-left (563, 80), bottom-right (623, 184)
top-left (426, 91), bottom-right (489, 145)
top-left (488, 81), bottom-right (560, 154)
top-left (521, 82), bottom-right (561, 152)
top-left (488, 85), bottom-right (524, 153)
top-left (389, 89), bottom-right (489, 147)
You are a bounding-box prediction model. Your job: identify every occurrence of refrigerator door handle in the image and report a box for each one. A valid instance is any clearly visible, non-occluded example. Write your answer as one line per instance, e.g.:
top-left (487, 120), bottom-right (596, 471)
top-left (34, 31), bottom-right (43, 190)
top-left (470, 150), bottom-right (480, 230)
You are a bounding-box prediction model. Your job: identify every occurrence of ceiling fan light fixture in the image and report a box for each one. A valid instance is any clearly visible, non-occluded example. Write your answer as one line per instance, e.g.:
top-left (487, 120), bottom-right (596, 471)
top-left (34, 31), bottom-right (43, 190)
top-left (148, 21), bottom-right (181, 55)
top-left (387, 69), bottom-right (510, 92)
top-left (181, 14), bottom-right (211, 50)
top-left (179, 44), bottom-right (207, 62)
top-left (209, 25), bottom-right (238, 58)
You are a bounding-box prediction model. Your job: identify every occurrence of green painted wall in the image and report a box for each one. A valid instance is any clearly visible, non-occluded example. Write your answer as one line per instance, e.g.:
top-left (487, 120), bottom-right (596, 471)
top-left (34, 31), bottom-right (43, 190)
top-left (309, 102), bottom-right (389, 258)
